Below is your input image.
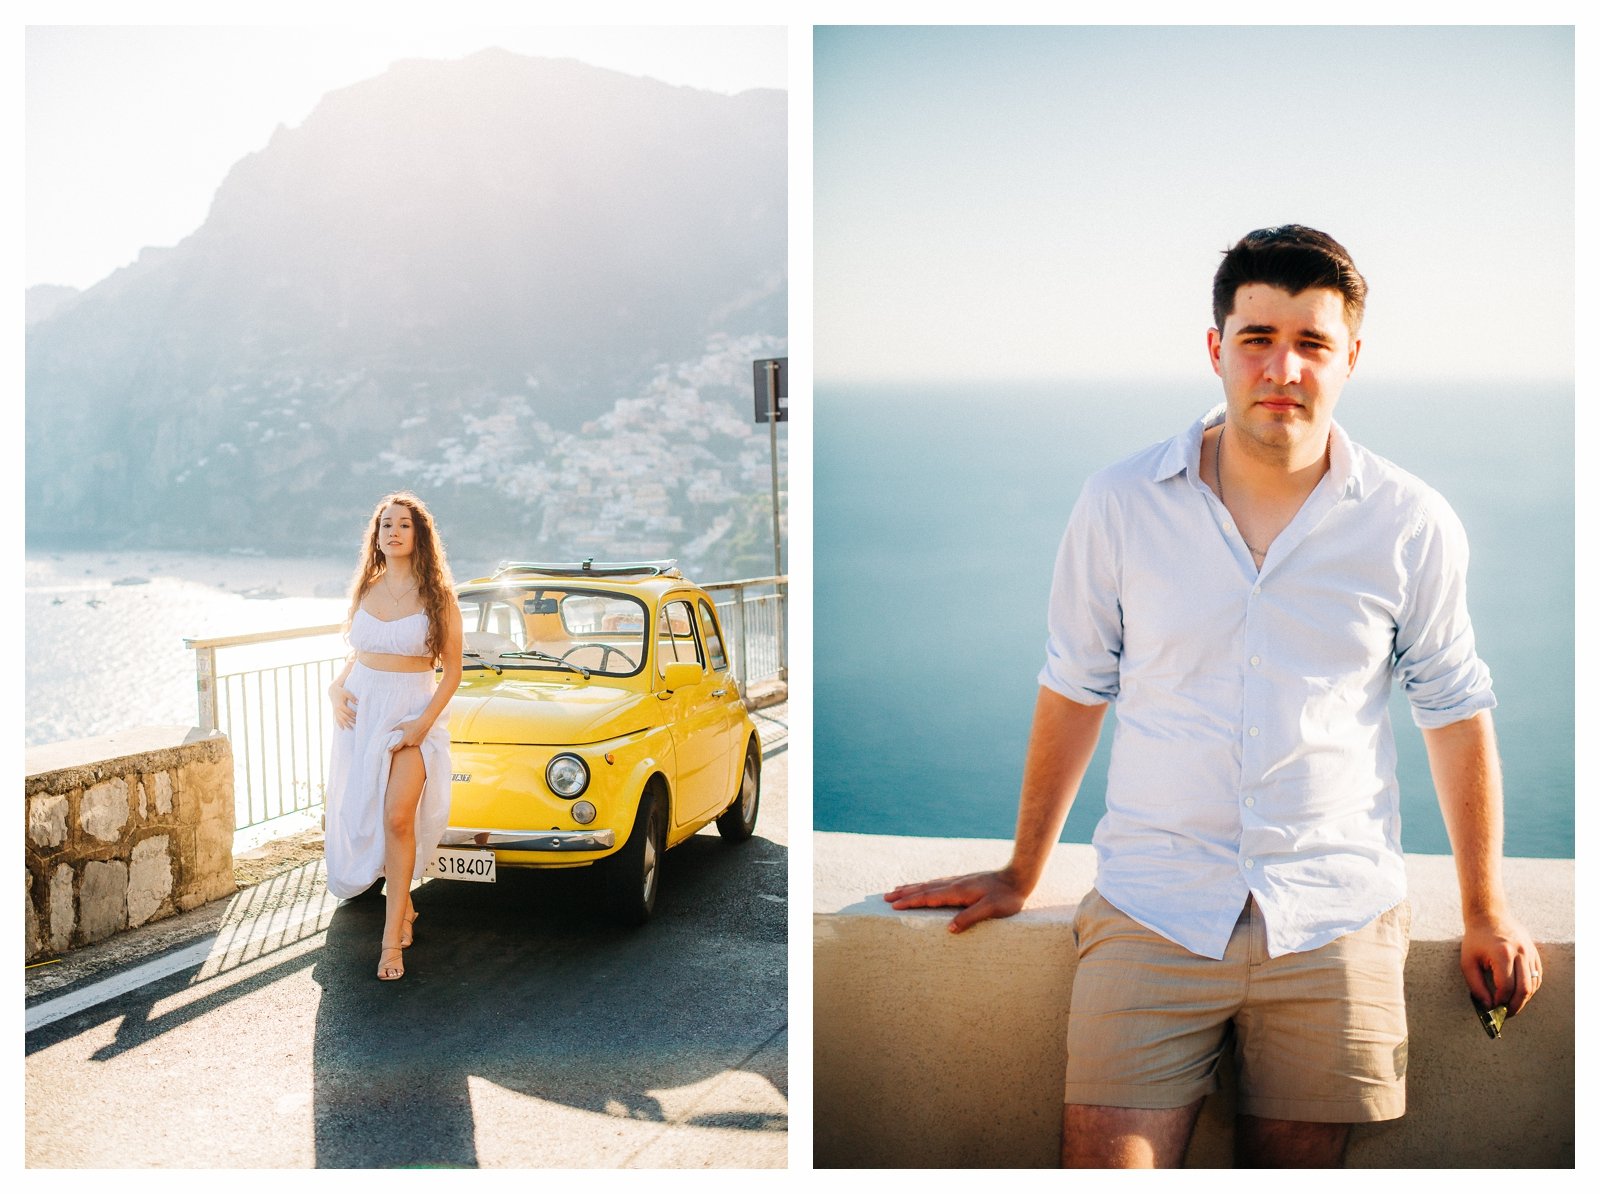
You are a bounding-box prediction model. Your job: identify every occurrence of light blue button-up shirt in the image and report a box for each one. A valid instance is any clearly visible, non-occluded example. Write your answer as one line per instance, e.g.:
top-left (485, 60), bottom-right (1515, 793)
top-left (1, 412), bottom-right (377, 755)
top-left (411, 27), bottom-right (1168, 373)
top-left (1039, 405), bottom-right (1495, 959)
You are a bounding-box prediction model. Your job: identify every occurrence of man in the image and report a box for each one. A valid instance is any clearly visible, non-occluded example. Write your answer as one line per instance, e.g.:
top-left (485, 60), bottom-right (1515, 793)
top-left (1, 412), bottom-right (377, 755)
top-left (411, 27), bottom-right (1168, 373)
top-left (885, 226), bottom-right (1542, 1168)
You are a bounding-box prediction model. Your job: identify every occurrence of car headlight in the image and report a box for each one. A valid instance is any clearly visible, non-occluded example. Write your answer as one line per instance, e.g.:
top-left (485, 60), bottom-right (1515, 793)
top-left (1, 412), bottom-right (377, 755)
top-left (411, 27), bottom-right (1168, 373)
top-left (571, 800), bottom-right (597, 825)
top-left (545, 753), bottom-right (590, 798)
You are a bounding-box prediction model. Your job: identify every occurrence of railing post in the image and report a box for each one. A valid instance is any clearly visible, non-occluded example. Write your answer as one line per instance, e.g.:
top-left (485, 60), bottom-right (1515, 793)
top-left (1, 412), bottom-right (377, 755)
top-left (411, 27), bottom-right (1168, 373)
top-left (736, 584), bottom-right (750, 690)
top-left (192, 643), bottom-right (218, 733)
top-left (777, 579), bottom-right (787, 682)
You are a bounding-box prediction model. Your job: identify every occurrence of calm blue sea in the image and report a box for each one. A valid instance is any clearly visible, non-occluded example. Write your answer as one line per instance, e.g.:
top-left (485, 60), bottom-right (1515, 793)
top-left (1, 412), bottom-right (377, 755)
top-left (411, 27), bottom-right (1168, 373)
top-left (815, 380), bottom-right (1575, 859)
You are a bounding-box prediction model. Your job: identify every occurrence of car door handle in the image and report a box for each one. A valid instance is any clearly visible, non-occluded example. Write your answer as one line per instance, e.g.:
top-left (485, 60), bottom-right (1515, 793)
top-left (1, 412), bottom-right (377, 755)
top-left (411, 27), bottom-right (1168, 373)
top-left (712, 689), bottom-right (727, 698)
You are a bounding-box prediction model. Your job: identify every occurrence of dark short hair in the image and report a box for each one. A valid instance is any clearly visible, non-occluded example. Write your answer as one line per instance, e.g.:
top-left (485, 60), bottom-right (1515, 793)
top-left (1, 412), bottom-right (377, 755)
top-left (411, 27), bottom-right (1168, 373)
top-left (1212, 225), bottom-right (1368, 336)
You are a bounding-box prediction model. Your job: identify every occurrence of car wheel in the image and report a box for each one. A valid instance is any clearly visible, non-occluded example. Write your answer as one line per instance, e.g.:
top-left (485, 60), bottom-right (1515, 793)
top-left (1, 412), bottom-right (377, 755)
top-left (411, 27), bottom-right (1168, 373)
top-left (716, 742), bottom-right (760, 843)
top-left (606, 786), bottom-right (664, 925)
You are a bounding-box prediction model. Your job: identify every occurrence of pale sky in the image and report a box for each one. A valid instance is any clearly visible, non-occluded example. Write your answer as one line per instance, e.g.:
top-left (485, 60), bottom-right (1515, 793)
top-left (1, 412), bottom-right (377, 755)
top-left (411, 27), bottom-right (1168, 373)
top-left (815, 25), bottom-right (1574, 384)
top-left (26, 23), bottom-right (787, 291)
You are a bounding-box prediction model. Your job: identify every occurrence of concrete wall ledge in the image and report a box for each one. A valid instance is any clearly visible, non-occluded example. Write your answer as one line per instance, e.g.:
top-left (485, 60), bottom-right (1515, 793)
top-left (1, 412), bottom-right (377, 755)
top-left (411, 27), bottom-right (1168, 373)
top-left (744, 680), bottom-right (787, 710)
top-left (27, 726), bottom-right (231, 791)
top-left (815, 832), bottom-right (1573, 1168)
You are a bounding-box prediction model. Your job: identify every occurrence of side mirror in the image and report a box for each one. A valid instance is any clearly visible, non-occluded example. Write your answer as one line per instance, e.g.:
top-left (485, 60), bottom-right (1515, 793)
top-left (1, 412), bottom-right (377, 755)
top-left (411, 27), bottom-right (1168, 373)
top-left (660, 661), bottom-right (703, 692)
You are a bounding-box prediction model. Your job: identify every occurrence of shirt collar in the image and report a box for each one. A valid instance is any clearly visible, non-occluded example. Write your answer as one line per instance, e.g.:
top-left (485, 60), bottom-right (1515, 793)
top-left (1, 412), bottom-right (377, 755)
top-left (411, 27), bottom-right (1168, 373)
top-left (1153, 405), bottom-right (1364, 500)
top-left (1151, 405), bottom-right (1223, 485)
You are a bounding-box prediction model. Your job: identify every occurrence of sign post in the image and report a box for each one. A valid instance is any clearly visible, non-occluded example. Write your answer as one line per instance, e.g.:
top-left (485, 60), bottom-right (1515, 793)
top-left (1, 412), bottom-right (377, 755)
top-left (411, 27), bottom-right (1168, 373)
top-left (752, 357), bottom-right (787, 681)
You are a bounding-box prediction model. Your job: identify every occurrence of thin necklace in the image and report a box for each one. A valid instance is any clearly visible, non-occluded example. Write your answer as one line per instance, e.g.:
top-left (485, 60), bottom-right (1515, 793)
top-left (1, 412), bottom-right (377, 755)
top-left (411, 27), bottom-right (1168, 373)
top-left (382, 572), bottom-right (418, 608)
top-left (1216, 427), bottom-right (1270, 560)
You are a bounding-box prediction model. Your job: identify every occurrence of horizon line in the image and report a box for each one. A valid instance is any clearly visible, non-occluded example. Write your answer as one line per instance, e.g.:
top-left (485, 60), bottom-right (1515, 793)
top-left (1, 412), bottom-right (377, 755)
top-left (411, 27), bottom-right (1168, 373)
top-left (814, 373), bottom-right (1576, 389)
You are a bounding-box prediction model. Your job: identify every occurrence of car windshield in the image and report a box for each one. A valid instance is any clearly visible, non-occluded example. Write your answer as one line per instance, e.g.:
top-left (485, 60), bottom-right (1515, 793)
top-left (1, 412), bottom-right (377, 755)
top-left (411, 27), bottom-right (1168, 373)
top-left (456, 587), bottom-right (648, 677)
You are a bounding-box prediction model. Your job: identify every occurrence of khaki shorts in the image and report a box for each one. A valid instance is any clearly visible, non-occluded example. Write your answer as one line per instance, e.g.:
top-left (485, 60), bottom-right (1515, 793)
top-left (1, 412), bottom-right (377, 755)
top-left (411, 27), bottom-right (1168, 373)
top-left (1064, 889), bottom-right (1410, 1123)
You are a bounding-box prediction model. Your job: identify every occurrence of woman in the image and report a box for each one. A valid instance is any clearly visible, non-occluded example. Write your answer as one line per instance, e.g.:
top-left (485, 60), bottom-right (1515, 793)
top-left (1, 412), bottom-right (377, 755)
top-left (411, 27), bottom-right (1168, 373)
top-left (325, 492), bottom-right (463, 980)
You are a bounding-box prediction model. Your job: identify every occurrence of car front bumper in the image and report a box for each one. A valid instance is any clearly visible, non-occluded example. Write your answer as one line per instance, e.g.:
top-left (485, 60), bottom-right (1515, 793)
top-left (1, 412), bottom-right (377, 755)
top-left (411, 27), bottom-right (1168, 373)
top-left (439, 827), bottom-right (617, 853)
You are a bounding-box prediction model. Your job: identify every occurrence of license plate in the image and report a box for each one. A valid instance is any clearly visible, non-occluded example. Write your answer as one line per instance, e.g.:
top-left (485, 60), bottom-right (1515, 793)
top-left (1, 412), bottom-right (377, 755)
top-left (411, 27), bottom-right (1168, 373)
top-left (425, 848), bottom-right (496, 883)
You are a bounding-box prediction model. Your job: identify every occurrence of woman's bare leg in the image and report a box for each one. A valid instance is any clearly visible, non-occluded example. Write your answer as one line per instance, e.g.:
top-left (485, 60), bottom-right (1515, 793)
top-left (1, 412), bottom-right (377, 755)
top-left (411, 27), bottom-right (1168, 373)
top-left (379, 745), bottom-right (427, 978)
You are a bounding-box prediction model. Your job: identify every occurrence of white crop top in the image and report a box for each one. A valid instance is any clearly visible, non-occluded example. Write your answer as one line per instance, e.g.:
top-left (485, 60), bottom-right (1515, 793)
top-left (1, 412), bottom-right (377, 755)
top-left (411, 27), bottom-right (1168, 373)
top-left (350, 608), bottom-right (431, 657)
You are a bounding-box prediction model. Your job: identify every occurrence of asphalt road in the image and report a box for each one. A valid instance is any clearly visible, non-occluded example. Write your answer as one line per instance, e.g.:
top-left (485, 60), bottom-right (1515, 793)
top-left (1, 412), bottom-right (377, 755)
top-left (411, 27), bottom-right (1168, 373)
top-left (26, 717), bottom-right (788, 1169)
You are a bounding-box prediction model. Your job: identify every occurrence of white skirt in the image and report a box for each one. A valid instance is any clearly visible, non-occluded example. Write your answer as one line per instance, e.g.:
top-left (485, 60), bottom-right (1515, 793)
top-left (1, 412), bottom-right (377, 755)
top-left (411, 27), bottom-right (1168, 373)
top-left (324, 663), bottom-right (452, 900)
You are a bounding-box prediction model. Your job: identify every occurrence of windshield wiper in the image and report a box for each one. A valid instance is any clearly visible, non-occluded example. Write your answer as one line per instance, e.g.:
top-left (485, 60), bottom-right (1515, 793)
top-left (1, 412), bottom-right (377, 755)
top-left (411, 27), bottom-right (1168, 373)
top-left (497, 650), bottom-right (590, 678)
top-left (461, 651), bottom-right (503, 675)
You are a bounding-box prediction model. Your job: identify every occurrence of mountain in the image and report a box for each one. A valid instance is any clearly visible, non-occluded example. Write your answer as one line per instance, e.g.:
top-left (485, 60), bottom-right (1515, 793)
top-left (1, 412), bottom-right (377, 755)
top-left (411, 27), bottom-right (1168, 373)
top-left (26, 50), bottom-right (786, 576)
top-left (26, 284), bottom-right (81, 326)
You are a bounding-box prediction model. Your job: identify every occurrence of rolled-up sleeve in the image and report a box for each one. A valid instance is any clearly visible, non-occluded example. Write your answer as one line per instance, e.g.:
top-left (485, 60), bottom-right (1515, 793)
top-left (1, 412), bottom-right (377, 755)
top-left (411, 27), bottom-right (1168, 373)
top-left (1394, 492), bottom-right (1496, 728)
top-left (1038, 478), bottom-right (1123, 705)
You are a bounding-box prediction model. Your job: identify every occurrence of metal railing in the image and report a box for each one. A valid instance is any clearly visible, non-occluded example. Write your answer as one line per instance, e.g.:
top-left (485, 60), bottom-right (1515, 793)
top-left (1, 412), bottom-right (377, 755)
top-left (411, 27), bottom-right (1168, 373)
top-left (185, 624), bottom-right (346, 838)
top-left (704, 574), bottom-right (788, 689)
top-left (186, 575), bottom-right (786, 837)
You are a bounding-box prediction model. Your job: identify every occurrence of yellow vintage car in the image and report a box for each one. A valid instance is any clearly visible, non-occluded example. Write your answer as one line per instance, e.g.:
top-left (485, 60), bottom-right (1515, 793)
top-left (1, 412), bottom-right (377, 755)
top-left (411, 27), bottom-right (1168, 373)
top-left (431, 561), bottom-right (761, 923)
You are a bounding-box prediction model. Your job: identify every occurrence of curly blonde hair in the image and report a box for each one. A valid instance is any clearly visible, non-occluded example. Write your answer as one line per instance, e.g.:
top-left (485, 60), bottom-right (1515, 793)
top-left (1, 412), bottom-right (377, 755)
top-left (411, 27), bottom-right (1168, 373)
top-left (346, 491), bottom-right (456, 663)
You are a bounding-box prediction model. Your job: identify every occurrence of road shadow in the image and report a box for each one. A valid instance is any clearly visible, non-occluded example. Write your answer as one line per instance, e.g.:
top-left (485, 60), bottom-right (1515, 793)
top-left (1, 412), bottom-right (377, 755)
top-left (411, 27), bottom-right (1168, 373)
top-left (308, 831), bottom-right (787, 1167)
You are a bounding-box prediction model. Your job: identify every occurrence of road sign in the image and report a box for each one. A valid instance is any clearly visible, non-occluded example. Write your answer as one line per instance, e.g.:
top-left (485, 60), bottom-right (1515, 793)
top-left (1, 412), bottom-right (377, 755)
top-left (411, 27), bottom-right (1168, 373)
top-left (753, 358), bottom-right (787, 423)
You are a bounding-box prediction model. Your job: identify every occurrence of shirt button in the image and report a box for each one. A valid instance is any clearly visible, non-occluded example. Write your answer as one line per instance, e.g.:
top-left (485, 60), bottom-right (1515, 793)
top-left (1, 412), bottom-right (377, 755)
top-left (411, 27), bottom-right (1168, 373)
top-left (1248, 726), bottom-right (1260, 737)
top-left (1244, 859), bottom-right (1255, 869)
top-left (1250, 655), bottom-right (1261, 667)
top-left (1252, 584), bottom-right (1262, 595)
top-left (1244, 797), bottom-right (1256, 807)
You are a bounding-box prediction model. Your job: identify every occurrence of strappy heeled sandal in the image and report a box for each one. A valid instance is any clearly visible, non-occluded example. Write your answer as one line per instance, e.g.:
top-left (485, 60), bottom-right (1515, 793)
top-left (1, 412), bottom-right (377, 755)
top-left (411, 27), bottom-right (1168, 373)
top-left (377, 943), bottom-right (405, 981)
top-left (400, 907), bottom-right (419, 949)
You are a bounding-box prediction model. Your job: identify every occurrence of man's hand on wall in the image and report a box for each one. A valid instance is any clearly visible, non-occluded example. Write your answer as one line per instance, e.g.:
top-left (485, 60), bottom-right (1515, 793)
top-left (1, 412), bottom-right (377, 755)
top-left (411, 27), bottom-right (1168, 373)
top-left (883, 869), bottom-right (1029, 933)
top-left (1461, 912), bottom-right (1543, 1017)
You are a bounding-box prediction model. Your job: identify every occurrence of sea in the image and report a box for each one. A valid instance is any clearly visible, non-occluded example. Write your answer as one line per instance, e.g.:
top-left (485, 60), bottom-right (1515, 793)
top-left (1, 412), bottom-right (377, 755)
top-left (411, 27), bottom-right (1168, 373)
top-left (815, 380), bottom-right (1575, 859)
top-left (24, 548), bottom-right (533, 752)
top-left (24, 549), bottom-right (354, 751)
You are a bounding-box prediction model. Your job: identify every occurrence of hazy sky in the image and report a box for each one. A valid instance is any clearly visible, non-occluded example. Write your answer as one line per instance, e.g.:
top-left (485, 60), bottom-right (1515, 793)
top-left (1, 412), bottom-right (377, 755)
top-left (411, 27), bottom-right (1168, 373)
top-left (26, 23), bottom-right (787, 291)
top-left (815, 25), bottom-right (1574, 384)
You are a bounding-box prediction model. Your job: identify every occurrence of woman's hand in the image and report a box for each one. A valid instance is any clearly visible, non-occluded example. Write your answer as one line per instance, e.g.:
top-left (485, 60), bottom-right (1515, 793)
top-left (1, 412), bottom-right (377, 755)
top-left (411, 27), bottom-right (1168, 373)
top-left (389, 717), bottom-right (430, 751)
top-left (329, 682), bottom-right (357, 730)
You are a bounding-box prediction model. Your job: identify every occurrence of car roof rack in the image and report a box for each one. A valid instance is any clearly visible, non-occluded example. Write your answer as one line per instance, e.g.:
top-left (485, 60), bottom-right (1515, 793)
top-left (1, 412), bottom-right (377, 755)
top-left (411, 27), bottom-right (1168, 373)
top-left (489, 559), bottom-right (681, 579)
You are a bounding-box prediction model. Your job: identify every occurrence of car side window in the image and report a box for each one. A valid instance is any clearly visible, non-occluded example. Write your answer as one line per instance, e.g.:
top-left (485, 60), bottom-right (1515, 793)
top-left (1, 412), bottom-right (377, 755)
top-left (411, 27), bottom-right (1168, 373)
top-left (697, 599), bottom-right (729, 672)
top-left (485, 600), bottom-right (527, 648)
top-left (656, 600), bottom-right (704, 675)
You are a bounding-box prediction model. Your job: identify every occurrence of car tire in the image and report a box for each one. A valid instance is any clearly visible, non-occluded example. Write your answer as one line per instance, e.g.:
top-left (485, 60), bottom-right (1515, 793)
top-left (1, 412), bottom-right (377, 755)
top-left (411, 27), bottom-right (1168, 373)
top-left (606, 786), bottom-right (664, 925)
top-left (716, 742), bottom-right (761, 843)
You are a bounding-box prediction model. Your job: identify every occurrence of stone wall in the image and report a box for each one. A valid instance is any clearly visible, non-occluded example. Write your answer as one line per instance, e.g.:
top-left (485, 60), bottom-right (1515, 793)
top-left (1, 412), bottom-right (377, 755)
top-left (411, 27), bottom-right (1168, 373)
top-left (26, 727), bottom-right (237, 961)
